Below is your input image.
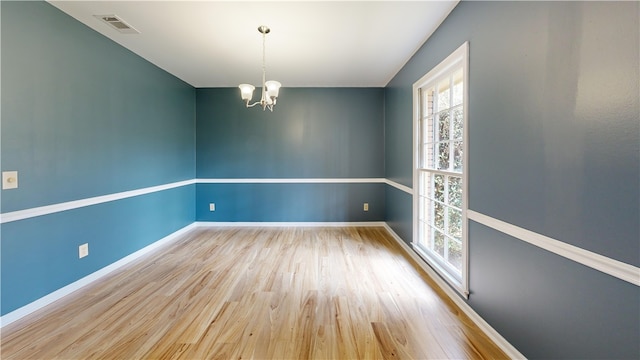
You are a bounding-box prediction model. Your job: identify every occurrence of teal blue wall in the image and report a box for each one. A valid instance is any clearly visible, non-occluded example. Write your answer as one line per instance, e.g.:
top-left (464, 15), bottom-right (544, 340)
top-left (1, 1), bottom-right (196, 315)
top-left (0, 2), bottom-right (385, 315)
top-left (384, 1), bottom-right (639, 358)
top-left (196, 88), bottom-right (385, 222)
top-left (3, 1), bottom-right (639, 358)
top-left (383, 85), bottom-right (413, 246)
top-left (196, 183), bottom-right (384, 222)
top-left (1, 186), bottom-right (195, 314)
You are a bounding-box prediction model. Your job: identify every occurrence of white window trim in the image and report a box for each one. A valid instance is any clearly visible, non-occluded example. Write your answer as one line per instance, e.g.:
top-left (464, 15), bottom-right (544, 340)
top-left (412, 42), bottom-right (469, 298)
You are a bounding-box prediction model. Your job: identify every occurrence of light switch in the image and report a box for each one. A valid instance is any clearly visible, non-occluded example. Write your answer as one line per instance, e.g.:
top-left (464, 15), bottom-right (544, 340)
top-left (79, 243), bottom-right (89, 258)
top-left (2, 171), bottom-right (18, 190)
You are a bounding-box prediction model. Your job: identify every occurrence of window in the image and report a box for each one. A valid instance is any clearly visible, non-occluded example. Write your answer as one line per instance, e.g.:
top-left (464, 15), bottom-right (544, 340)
top-left (413, 43), bottom-right (468, 296)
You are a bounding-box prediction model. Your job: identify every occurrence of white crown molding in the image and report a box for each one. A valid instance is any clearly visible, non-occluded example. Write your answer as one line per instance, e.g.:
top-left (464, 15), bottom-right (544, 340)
top-left (467, 210), bottom-right (640, 287)
top-left (382, 223), bottom-right (526, 359)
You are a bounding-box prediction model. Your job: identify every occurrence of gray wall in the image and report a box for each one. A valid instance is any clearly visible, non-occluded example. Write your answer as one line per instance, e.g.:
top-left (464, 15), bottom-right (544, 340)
top-left (385, 1), bottom-right (639, 358)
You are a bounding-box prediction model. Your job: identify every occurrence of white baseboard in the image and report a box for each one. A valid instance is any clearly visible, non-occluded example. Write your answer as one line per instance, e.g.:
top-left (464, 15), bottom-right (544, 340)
top-left (0, 221), bottom-right (385, 328)
top-left (0, 223), bottom-right (198, 328)
top-left (382, 223), bottom-right (526, 359)
top-left (3, 219), bottom-right (525, 360)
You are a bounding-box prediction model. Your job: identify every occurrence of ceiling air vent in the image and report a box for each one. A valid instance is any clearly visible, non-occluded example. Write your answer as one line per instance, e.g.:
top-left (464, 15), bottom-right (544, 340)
top-left (94, 14), bottom-right (140, 34)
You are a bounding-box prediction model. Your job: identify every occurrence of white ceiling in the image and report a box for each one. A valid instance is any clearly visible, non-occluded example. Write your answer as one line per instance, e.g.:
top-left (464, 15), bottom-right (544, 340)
top-left (48, 1), bottom-right (458, 88)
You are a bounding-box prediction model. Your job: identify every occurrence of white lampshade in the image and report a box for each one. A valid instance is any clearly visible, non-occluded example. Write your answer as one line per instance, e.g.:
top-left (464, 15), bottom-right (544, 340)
top-left (265, 80), bottom-right (281, 98)
top-left (239, 84), bottom-right (255, 101)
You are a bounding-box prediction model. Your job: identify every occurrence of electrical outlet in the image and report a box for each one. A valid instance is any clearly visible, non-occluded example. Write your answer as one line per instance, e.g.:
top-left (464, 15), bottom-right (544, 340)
top-left (363, 203), bottom-right (369, 212)
top-left (209, 203), bottom-right (215, 211)
top-left (2, 171), bottom-right (18, 190)
top-left (79, 243), bottom-right (89, 258)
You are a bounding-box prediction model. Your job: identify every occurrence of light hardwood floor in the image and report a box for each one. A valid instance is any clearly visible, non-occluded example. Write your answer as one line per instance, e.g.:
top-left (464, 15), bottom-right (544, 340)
top-left (1, 227), bottom-right (508, 359)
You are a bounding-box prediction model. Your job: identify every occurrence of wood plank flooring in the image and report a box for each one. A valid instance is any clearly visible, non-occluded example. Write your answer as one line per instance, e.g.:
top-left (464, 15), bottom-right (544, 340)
top-left (1, 227), bottom-right (508, 359)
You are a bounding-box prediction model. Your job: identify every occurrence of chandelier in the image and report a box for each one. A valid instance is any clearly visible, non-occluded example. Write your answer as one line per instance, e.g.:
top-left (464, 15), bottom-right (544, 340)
top-left (238, 25), bottom-right (281, 112)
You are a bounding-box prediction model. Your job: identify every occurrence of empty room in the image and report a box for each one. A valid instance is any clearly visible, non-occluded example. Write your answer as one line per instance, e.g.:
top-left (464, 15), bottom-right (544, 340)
top-left (1, 1), bottom-right (638, 359)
